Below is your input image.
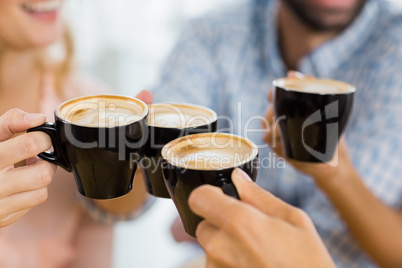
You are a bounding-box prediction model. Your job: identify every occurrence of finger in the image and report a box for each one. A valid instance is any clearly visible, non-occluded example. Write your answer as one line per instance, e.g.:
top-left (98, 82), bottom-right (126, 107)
top-left (264, 125), bottom-right (281, 142)
top-left (0, 187), bottom-right (49, 217)
top-left (170, 216), bottom-right (198, 243)
top-left (189, 185), bottom-right (228, 222)
top-left (263, 123), bottom-right (282, 151)
top-left (265, 107), bottom-right (275, 125)
top-left (268, 90), bottom-right (273, 103)
top-left (0, 109), bottom-right (46, 142)
top-left (26, 156), bottom-right (39, 166)
top-left (231, 168), bottom-right (303, 225)
top-left (189, 185), bottom-right (242, 227)
top-left (287, 70), bottom-right (305, 78)
top-left (136, 90), bottom-right (153, 105)
top-left (261, 106), bottom-right (275, 129)
top-left (196, 220), bottom-right (219, 247)
top-left (197, 221), bottom-right (238, 268)
top-left (0, 208), bottom-right (30, 228)
top-left (0, 132), bottom-right (52, 170)
top-left (189, 185), bottom-right (263, 234)
top-left (0, 161), bottom-right (55, 199)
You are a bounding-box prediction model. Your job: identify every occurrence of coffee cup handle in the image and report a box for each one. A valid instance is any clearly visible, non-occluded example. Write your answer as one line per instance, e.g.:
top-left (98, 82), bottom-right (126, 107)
top-left (216, 178), bottom-right (240, 199)
top-left (28, 123), bottom-right (72, 172)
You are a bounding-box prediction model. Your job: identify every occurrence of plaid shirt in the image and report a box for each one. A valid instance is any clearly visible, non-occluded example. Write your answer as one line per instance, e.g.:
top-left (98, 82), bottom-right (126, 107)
top-left (152, 0), bottom-right (402, 267)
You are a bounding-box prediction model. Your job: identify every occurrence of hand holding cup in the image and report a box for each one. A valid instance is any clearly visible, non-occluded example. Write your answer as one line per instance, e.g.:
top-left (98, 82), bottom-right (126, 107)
top-left (189, 168), bottom-right (336, 268)
top-left (264, 72), bottom-right (355, 180)
top-left (0, 109), bottom-right (56, 227)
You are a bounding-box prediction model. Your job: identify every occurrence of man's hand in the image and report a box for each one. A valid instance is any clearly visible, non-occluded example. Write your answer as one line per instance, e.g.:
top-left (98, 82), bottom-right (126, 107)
top-left (263, 72), bottom-right (355, 184)
top-left (189, 168), bottom-right (335, 268)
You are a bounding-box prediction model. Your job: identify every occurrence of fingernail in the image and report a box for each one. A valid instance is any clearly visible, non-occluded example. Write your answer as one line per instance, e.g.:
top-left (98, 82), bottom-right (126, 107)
top-left (24, 113), bottom-right (46, 122)
top-left (234, 168), bottom-right (252, 181)
top-left (288, 71), bottom-right (305, 78)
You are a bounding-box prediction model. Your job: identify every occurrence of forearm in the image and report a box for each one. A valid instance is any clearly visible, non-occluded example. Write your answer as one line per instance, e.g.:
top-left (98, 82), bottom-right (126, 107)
top-left (316, 166), bottom-right (402, 267)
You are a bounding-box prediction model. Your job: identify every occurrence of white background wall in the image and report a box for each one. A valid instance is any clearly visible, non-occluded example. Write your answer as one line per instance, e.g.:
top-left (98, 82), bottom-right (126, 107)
top-left (65, 0), bottom-right (237, 96)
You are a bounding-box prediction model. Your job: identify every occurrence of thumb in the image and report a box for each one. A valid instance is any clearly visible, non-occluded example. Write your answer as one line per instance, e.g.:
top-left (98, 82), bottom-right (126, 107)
top-left (136, 90), bottom-right (153, 105)
top-left (231, 168), bottom-right (299, 223)
top-left (0, 109), bottom-right (46, 142)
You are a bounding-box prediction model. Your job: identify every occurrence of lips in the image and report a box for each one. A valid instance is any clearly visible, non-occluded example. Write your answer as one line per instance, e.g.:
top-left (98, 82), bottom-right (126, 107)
top-left (312, 0), bottom-right (356, 9)
top-left (21, 0), bottom-right (62, 22)
top-left (21, 0), bottom-right (61, 14)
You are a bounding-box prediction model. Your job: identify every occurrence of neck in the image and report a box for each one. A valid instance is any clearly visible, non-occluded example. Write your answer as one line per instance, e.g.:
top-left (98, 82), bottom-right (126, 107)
top-left (0, 47), bottom-right (41, 92)
top-left (278, 2), bottom-right (341, 70)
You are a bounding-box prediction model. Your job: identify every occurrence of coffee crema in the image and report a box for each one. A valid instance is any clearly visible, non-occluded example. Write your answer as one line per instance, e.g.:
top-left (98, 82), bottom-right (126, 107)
top-left (148, 103), bottom-right (217, 129)
top-left (162, 133), bottom-right (258, 170)
top-left (57, 95), bottom-right (148, 127)
top-left (273, 78), bottom-right (355, 95)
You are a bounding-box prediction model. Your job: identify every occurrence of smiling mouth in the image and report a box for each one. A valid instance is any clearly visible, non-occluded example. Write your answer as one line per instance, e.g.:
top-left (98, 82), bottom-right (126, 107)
top-left (21, 0), bottom-right (62, 14)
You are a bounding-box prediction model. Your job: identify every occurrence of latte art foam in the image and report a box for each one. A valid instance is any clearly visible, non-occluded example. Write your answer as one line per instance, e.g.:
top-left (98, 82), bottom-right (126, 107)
top-left (162, 133), bottom-right (258, 170)
top-left (66, 107), bottom-right (142, 127)
top-left (176, 148), bottom-right (247, 170)
top-left (148, 104), bottom-right (217, 129)
top-left (274, 78), bottom-right (355, 95)
top-left (150, 112), bottom-right (193, 128)
top-left (58, 95), bottom-right (147, 127)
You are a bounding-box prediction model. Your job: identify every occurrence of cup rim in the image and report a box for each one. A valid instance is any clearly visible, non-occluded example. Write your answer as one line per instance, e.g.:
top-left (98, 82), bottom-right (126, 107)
top-left (273, 77), bottom-right (356, 95)
top-left (147, 103), bottom-right (218, 129)
top-left (55, 94), bottom-right (149, 128)
top-left (161, 132), bottom-right (259, 171)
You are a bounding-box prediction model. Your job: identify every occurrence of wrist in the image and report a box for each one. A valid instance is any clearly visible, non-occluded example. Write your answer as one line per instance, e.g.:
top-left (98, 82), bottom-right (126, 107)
top-left (313, 160), bottom-right (357, 194)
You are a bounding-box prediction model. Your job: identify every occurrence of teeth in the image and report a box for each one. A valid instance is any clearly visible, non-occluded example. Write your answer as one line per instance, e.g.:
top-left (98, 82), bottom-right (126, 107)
top-left (22, 0), bottom-right (61, 13)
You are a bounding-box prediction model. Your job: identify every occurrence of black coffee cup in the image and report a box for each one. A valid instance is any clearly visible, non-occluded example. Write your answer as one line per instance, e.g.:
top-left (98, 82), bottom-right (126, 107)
top-left (161, 133), bottom-right (259, 237)
top-left (140, 103), bottom-right (217, 198)
top-left (273, 77), bottom-right (355, 163)
top-left (28, 95), bottom-right (148, 199)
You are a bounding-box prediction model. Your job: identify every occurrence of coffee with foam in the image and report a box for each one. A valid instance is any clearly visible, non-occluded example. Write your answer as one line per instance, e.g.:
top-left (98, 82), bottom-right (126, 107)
top-left (148, 104), bottom-right (217, 129)
top-left (273, 78), bottom-right (355, 94)
top-left (162, 133), bottom-right (258, 170)
top-left (57, 95), bottom-right (147, 127)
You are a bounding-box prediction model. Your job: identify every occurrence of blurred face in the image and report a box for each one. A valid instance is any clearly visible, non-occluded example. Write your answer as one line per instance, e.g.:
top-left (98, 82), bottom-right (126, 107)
top-left (0, 0), bottom-right (64, 49)
top-left (281, 0), bottom-right (367, 31)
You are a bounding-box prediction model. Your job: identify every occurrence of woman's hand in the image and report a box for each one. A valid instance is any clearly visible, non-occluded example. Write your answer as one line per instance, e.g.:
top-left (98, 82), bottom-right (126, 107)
top-left (189, 168), bottom-right (335, 268)
top-left (0, 109), bottom-right (56, 227)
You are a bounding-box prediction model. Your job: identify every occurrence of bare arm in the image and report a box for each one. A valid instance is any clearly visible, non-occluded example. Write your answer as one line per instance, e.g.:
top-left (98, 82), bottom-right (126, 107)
top-left (314, 153), bottom-right (402, 268)
top-left (265, 105), bottom-right (402, 268)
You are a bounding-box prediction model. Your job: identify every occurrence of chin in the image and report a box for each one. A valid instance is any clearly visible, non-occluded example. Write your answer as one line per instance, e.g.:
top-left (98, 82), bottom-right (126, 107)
top-left (283, 0), bottom-right (367, 32)
top-left (30, 36), bottom-right (61, 48)
top-left (25, 27), bottom-right (64, 49)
